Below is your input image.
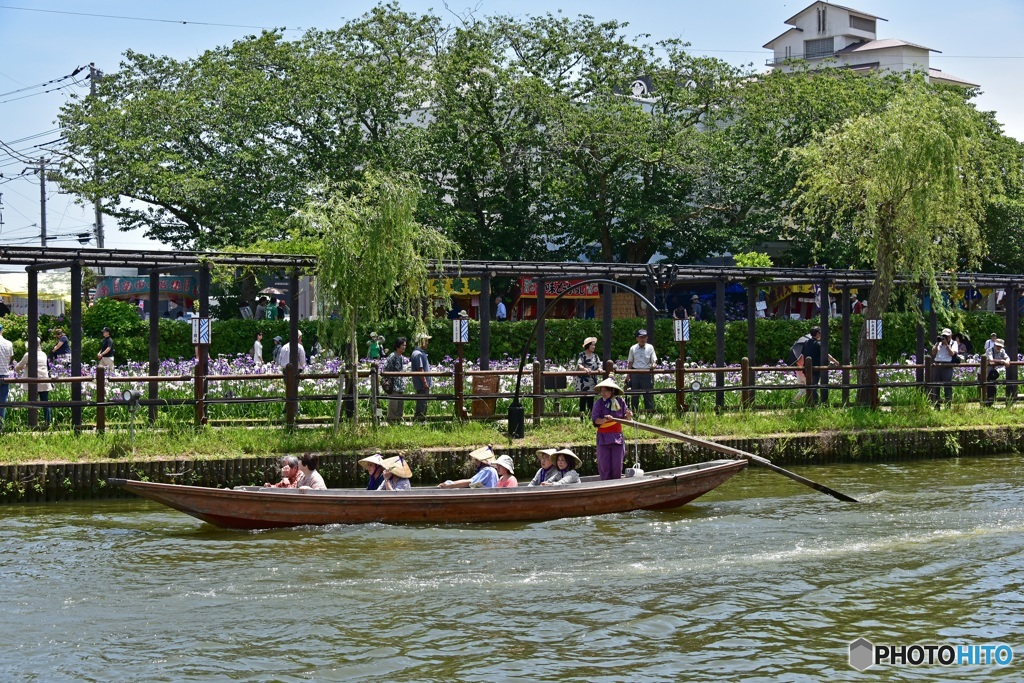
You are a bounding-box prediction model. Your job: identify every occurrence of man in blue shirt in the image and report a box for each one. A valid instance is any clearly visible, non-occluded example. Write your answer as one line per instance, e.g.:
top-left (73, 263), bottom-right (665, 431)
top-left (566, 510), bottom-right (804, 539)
top-left (437, 446), bottom-right (498, 488)
top-left (411, 332), bottom-right (432, 421)
top-left (495, 296), bottom-right (507, 321)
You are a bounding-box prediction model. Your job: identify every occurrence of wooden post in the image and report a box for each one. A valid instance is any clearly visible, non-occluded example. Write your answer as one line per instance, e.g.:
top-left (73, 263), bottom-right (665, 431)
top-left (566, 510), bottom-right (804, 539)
top-left (454, 357), bottom-right (466, 422)
top-left (96, 367), bottom-right (106, 433)
top-left (532, 360), bottom-right (544, 424)
top-left (980, 355), bottom-right (989, 406)
top-left (646, 279), bottom-right (656, 347)
top-left (916, 286), bottom-right (926, 390)
top-left (480, 273), bottom-right (491, 371)
top-left (27, 268), bottom-right (38, 427)
top-left (285, 362), bottom-right (297, 427)
top-left (924, 355), bottom-right (933, 404)
top-left (841, 286), bottom-right (851, 405)
top-left (676, 339), bottom-right (687, 413)
top-left (871, 362), bottom-right (880, 410)
top-left (536, 277), bottom-right (546, 369)
top-left (288, 268), bottom-right (302, 426)
top-left (370, 363), bottom-right (380, 428)
top-left (740, 357), bottom-right (752, 409)
top-left (1007, 285), bottom-right (1019, 401)
top-left (194, 363), bottom-right (206, 426)
top-left (602, 281), bottom-right (613, 362)
top-left (715, 278), bottom-right (726, 410)
top-left (149, 270), bottom-right (160, 424)
top-left (195, 264), bottom-right (210, 427)
top-left (70, 262), bottom-right (83, 430)
top-left (746, 280), bottom-right (757, 406)
top-left (819, 277), bottom-right (830, 405)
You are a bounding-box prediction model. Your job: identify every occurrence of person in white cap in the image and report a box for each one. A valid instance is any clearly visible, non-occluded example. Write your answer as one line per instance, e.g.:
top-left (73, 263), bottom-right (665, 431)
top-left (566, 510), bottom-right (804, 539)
top-left (627, 328), bottom-right (657, 412)
top-left (411, 332), bottom-right (432, 421)
top-left (367, 332), bottom-right (385, 360)
top-left (493, 455), bottom-right (518, 488)
top-left (438, 446), bottom-right (497, 488)
top-left (985, 337), bottom-right (1010, 405)
top-left (930, 327), bottom-right (958, 406)
top-left (277, 329), bottom-right (306, 371)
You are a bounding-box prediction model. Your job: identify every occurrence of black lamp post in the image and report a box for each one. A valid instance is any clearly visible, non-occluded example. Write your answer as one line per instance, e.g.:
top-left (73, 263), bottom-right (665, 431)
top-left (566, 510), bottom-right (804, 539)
top-left (507, 278), bottom-right (660, 438)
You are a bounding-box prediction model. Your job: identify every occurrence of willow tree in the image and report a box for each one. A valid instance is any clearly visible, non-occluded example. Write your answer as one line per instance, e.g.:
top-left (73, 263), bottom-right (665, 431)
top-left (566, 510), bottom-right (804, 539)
top-left (793, 80), bottom-right (994, 404)
top-left (291, 170), bottom-right (460, 423)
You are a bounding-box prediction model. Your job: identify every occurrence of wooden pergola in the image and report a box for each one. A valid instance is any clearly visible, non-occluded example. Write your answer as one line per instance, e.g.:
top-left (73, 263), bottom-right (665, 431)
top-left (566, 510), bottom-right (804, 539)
top-left (1, 247), bottom-right (1020, 421)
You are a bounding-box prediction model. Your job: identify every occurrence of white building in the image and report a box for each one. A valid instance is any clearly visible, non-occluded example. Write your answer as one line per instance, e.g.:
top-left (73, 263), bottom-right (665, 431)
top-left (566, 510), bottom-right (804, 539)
top-left (763, 1), bottom-right (977, 88)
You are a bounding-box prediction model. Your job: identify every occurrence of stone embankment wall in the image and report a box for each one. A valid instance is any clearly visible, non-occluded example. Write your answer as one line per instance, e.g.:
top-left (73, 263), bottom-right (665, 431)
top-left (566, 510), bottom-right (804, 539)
top-left (1, 426), bottom-right (1020, 504)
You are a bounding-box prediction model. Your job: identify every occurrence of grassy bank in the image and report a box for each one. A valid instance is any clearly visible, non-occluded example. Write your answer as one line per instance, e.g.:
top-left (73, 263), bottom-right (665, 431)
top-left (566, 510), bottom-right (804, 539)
top-left (2, 402), bottom-right (1023, 464)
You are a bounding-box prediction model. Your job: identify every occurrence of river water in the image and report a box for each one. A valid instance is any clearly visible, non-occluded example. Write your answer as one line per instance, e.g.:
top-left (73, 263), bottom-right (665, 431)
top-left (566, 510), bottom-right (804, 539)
top-left (2, 455), bottom-right (1021, 682)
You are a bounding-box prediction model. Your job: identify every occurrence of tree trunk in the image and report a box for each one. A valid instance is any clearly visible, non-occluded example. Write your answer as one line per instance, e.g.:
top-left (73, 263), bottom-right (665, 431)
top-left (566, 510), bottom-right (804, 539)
top-left (350, 316), bottom-right (359, 426)
top-left (855, 231), bottom-right (896, 405)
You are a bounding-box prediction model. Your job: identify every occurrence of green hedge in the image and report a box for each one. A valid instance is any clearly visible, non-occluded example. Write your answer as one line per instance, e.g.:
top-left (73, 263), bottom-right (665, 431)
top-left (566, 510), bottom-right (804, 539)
top-left (0, 300), bottom-right (1014, 365)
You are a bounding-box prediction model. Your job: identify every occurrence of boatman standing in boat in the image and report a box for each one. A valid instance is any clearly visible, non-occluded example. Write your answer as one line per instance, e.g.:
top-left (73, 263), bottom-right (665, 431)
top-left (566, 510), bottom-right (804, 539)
top-left (591, 377), bottom-right (632, 480)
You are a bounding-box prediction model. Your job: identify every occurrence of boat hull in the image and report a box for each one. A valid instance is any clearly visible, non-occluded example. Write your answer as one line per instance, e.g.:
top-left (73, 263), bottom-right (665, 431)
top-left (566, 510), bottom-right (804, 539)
top-left (109, 459), bottom-right (746, 529)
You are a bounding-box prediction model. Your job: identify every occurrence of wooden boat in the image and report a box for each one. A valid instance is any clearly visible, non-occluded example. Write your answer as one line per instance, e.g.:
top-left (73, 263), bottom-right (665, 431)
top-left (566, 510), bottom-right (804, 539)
top-left (109, 459), bottom-right (745, 529)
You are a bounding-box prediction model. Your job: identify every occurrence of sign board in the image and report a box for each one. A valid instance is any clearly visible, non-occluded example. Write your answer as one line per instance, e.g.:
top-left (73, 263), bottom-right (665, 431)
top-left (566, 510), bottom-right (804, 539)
top-left (452, 318), bottom-right (469, 344)
top-left (519, 277), bottom-right (601, 299)
top-left (674, 319), bottom-right (690, 342)
top-left (755, 300), bottom-right (767, 311)
top-left (865, 319), bottom-right (883, 340)
top-left (192, 317), bottom-right (212, 345)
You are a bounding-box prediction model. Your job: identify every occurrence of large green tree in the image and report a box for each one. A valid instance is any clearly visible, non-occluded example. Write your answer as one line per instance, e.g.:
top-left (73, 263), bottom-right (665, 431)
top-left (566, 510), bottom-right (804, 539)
top-left (794, 80), bottom-right (995, 403)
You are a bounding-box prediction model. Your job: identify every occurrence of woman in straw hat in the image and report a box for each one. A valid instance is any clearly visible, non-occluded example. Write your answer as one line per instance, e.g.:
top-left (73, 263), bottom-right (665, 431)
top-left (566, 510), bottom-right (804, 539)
top-left (541, 449), bottom-right (582, 486)
top-left (527, 448), bottom-right (559, 487)
top-left (437, 446), bottom-right (498, 489)
top-left (575, 336), bottom-right (602, 415)
top-left (591, 377), bottom-right (633, 480)
top-left (378, 455), bottom-right (412, 491)
top-left (493, 454), bottom-right (518, 488)
top-left (358, 453), bottom-right (387, 490)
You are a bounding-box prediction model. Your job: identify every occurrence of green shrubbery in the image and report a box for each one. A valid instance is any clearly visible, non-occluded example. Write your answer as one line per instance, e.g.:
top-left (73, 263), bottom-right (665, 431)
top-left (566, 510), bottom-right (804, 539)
top-left (0, 299), bottom-right (1014, 365)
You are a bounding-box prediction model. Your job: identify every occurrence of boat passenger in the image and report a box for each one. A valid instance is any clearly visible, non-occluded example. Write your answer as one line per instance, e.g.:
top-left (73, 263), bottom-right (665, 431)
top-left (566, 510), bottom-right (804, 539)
top-left (591, 377), bottom-right (632, 480)
top-left (494, 454), bottom-right (518, 488)
top-left (359, 453), bottom-right (387, 490)
top-left (437, 446), bottom-right (498, 489)
top-left (296, 452), bottom-right (327, 490)
top-left (542, 449), bottom-right (582, 486)
top-left (264, 455), bottom-right (301, 488)
top-left (378, 455), bottom-right (413, 491)
top-left (527, 448), bottom-right (558, 487)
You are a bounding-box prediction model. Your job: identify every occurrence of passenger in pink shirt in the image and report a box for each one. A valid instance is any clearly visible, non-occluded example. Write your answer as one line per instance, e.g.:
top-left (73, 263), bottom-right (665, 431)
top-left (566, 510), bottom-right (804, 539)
top-left (494, 454), bottom-right (518, 488)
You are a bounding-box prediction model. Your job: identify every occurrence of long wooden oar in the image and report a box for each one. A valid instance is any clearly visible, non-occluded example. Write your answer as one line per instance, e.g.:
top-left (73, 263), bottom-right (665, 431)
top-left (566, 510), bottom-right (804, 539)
top-left (609, 417), bottom-right (858, 503)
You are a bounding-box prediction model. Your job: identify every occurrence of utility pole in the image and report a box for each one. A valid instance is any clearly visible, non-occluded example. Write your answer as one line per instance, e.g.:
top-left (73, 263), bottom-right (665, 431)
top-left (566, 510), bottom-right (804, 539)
top-left (38, 158), bottom-right (47, 246)
top-left (89, 63), bottom-right (105, 252)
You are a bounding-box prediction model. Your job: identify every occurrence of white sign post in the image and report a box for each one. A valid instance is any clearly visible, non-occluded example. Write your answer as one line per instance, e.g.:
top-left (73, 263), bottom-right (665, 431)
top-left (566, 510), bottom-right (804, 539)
top-left (191, 317), bottom-right (212, 345)
top-left (452, 318), bottom-right (469, 344)
top-left (674, 319), bottom-right (690, 342)
top-left (865, 319), bottom-right (883, 340)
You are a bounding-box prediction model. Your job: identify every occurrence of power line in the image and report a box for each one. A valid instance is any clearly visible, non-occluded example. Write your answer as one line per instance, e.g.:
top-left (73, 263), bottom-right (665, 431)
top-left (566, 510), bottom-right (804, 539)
top-left (0, 67), bottom-right (85, 98)
top-left (0, 4), bottom-right (294, 31)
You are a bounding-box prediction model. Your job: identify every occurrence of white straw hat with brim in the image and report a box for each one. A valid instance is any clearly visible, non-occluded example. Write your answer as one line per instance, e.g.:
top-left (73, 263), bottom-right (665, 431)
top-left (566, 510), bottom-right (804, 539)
top-left (468, 445), bottom-right (495, 462)
top-left (381, 455), bottom-right (413, 479)
top-left (996, 338), bottom-right (1005, 347)
top-left (536, 448), bottom-right (558, 460)
top-left (493, 454), bottom-right (515, 475)
top-left (691, 294), bottom-right (700, 300)
top-left (594, 377), bottom-right (623, 395)
top-left (358, 453), bottom-right (386, 472)
top-left (582, 336), bottom-right (598, 348)
top-left (941, 328), bottom-right (953, 336)
top-left (554, 448), bottom-right (582, 469)
top-left (416, 332), bottom-right (433, 342)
